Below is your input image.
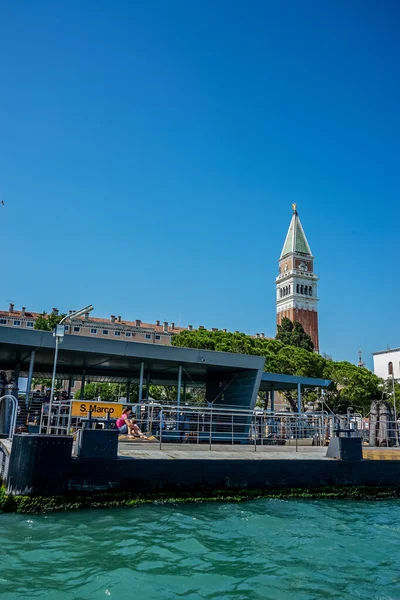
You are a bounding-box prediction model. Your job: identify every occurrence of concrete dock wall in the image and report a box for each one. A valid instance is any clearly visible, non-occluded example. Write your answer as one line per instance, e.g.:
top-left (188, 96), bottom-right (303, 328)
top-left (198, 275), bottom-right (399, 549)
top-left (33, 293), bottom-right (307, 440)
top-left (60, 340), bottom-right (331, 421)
top-left (68, 458), bottom-right (400, 494)
top-left (3, 436), bottom-right (400, 497)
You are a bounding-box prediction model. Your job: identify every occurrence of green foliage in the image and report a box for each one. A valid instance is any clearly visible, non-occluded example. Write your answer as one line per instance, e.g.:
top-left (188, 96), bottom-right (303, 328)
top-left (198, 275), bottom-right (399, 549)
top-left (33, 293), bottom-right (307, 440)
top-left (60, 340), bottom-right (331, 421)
top-left (276, 318), bottom-right (314, 352)
top-left (322, 361), bottom-right (382, 413)
top-left (32, 378), bottom-right (63, 392)
top-left (147, 384), bottom-right (206, 405)
top-left (74, 382), bottom-right (133, 401)
top-left (172, 329), bottom-right (385, 413)
top-left (32, 377), bottom-right (52, 389)
top-left (2, 485), bottom-right (400, 514)
top-left (381, 378), bottom-right (400, 407)
top-left (34, 311), bottom-right (66, 331)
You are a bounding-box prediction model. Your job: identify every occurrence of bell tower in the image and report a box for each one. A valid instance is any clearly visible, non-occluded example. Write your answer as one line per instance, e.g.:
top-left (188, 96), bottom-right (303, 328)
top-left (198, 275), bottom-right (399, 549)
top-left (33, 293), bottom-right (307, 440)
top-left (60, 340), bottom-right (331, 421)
top-left (276, 205), bottom-right (319, 351)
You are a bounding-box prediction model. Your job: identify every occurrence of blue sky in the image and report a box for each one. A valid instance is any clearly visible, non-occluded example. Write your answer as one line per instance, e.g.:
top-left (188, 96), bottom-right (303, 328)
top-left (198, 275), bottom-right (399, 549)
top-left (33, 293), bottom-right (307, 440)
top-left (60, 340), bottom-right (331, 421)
top-left (1, 1), bottom-right (399, 368)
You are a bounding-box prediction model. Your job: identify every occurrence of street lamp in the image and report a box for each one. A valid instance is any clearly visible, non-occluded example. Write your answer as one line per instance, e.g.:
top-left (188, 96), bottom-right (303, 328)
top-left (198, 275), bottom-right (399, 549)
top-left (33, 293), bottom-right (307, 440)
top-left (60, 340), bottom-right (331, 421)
top-left (46, 305), bottom-right (94, 434)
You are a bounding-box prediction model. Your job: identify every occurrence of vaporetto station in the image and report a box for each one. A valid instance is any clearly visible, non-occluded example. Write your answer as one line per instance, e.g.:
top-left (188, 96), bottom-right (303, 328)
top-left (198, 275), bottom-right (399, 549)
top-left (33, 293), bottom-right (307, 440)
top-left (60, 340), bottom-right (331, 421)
top-left (1, 327), bottom-right (400, 501)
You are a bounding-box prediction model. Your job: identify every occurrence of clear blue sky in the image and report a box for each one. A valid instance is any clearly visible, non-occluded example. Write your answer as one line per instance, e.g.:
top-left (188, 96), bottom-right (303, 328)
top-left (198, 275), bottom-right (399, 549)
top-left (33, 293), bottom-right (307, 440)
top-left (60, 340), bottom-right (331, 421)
top-left (1, 1), bottom-right (399, 368)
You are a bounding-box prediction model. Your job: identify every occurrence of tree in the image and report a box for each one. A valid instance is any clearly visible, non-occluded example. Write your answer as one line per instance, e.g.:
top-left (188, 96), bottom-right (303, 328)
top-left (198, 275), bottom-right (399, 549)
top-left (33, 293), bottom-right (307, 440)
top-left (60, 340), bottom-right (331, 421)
top-left (171, 328), bottom-right (385, 413)
top-left (147, 384), bottom-right (207, 405)
top-left (377, 378), bottom-right (400, 409)
top-left (34, 311), bottom-right (66, 331)
top-left (276, 318), bottom-right (314, 352)
top-left (322, 361), bottom-right (382, 414)
top-left (32, 377), bottom-right (63, 393)
top-left (74, 382), bottom-right (130, 401)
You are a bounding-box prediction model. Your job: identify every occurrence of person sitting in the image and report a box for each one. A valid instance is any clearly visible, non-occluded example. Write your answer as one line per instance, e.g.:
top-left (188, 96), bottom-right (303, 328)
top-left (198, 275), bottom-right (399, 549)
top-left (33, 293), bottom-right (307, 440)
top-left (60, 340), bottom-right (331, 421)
top-left (116, 407), bottom-right (147, 439)
top-left (130, 417), bottom-right (147, 439)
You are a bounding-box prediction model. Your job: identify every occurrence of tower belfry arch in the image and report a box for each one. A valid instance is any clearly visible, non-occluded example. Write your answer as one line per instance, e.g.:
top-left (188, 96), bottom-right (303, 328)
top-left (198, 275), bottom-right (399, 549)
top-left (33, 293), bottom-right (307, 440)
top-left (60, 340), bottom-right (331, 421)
top-left (276, 205), bottom-right (319, 351)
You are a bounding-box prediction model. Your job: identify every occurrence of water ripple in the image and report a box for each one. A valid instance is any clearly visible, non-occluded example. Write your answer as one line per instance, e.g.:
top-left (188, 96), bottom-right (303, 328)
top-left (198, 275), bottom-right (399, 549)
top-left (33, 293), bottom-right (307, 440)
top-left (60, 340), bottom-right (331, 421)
top-left (1, 499), bottom-right (400, 599)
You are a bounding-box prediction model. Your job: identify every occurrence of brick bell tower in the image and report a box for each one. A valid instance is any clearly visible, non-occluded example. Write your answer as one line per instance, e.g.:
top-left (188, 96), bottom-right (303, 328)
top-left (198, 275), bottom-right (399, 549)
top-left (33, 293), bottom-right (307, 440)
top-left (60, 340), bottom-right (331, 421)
top-left (276, 204), bottom-right (319, 351)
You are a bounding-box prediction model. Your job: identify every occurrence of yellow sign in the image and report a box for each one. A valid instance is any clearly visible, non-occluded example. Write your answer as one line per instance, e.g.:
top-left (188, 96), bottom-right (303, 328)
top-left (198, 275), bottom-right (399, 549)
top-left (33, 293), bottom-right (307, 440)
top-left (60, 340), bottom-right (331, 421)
top-left (71, 401), bottom-right (123, 419)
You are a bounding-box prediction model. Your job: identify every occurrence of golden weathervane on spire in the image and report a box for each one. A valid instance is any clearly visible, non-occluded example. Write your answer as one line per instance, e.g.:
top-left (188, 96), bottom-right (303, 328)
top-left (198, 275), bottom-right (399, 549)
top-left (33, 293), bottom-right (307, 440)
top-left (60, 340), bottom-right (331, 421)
top-left (292, 203), bottom-right (297, 213)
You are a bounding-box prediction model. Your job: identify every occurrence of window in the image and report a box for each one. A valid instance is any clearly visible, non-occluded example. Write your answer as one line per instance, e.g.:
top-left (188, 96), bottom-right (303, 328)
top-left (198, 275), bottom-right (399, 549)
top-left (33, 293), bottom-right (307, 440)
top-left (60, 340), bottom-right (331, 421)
top-left (388, 362), bottom-right (394, 376)
top-left (64, 325), bottom-right (69, 331)
top-left (13, 320), bottom-right (21, 326)
top-left (103, 329), bottom-right (109, 335)
top-left (114, 331), bottom-right (121, 337)
top-left (145, 334), bottom-right (152, 340)
top-left (125, 332), bottom-right (132, 337)
top-left (73, 326), bottom-right (80, 332)
top-left (0, 318), bottom-right (7, 325)
top-left (26, 321), bottom-right (34, 328)
top-left (90, 328), bottom-right (97, 334)
top-left (155, 334), bottom-right (161, 340)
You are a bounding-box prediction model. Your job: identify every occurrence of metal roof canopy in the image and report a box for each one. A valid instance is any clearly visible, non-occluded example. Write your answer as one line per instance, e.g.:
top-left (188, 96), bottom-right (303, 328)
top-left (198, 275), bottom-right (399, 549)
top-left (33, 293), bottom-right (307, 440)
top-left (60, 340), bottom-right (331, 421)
top-left (0, 328), bottom-right (265, 385)
top-left (260, 372), bottom-right (331, 392)
top-left (0, 328), bottom-right (331, 391)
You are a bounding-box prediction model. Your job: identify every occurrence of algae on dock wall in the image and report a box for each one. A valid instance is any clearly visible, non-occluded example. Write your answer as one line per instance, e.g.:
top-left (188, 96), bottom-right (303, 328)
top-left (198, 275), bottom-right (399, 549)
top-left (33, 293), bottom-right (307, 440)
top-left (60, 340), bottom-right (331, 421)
top-left (2, 485), bottom-right (400, 514)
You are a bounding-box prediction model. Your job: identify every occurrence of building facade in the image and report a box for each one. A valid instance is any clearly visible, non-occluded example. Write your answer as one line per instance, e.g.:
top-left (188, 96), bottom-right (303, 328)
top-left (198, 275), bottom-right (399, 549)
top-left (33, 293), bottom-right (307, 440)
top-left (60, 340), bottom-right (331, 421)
top-left (276, 205), bottom-right (319, 351)
top-left (373, 348), bottom-right (400, 382)
top-left (0, 303), bottom-right (186, 345)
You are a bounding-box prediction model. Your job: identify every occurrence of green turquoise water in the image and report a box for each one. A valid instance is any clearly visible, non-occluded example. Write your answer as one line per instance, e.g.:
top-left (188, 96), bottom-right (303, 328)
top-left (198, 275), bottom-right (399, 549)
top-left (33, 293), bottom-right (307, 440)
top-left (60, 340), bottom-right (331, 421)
top-left (1, 499), bottom-right (400, 599)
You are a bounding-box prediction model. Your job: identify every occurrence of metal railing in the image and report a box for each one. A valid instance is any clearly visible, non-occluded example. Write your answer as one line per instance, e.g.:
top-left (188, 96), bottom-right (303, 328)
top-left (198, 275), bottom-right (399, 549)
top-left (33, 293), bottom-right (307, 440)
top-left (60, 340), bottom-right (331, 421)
top-left (39, 400), bottom-right (73, 436)
top-left (16, 396), bottom-right (400, 450)
top-left (0, 395), bottom-right (18, 440)
top-left (126, 403), bottom-right (331, 451)
top-left (28, 399), bottom-right (331, 450)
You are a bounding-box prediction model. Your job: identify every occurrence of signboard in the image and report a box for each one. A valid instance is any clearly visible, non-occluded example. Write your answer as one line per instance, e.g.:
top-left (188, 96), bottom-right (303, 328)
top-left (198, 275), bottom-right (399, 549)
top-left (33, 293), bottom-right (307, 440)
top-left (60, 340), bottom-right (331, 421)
top-left (71, 401), bottom-right (123, 419)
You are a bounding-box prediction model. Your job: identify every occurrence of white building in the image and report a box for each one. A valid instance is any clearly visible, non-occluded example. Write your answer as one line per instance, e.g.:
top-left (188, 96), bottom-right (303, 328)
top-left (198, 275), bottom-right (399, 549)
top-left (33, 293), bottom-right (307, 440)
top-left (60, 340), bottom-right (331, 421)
top-left (373, 348), bottom-right (400, 382)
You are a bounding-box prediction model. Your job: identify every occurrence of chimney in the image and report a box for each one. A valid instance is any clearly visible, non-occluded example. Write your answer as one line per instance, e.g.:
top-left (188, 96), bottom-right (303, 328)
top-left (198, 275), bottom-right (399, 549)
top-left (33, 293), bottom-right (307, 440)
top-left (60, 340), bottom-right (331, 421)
top-left (223, 328), bottom-right (227, 333)
top-left (163, 321), bottom-right (168, 333)
top-left (199, 325), bottom-right (205, 330)
top-left (235, 330), bottom-right (239, 334)
top-left (52, 308), bottom-right (59, 315)
top-left (212, 328), bottom-right (218, 332)
top-left (84, 311), bottom-right (90, 320)
top-left (21, 307), bottom-right (26, 317)
top-left (118, 316), bottom-right (122, 323)
top-left (188, 325), bottom-right (193, 331)
top-left (255, 333), bottom-right (260, 338)
top-left (135, 319), bottom-right (141, 327)
top-left (156, 320), bottom-right (160, 326)
top-left (171, 322), bottom-right (175, 329)
top-left (110, 315), bottom-right (116, 323)
top-left (261, 333), bottom-right (265, 338)
top-left (9, 302), bottom-right (14, 313)
top-left (69, 309), bottom-right (74, 315)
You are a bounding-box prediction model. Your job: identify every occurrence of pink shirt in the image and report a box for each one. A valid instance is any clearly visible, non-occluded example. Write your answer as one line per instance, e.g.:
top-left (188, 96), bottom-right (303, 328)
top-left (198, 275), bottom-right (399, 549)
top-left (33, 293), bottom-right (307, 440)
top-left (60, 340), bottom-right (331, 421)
top-left (116, 413), bottom-right (129, 428)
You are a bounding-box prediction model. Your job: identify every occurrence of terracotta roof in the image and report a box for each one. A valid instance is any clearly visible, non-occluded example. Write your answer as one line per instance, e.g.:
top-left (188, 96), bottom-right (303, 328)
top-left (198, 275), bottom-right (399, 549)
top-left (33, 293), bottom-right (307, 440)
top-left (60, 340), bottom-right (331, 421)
top-left (0, 308), bottom-right (254, 336)
top-left (0, 310), bottom-right (40, 319)
top-left (0, 309), bottom-right (185, 334)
